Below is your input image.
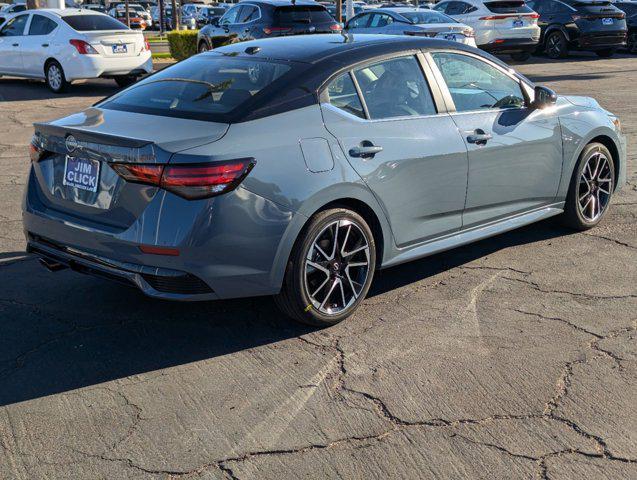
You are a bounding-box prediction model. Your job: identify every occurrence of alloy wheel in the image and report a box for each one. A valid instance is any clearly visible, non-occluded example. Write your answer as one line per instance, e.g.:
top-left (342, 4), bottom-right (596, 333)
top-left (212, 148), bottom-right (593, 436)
top-left (546, 34), bottom-right (563, 58)
top-left (48, 64), bottom-right (62, 91)
top-left (304, 219), bottom-right (371, 316)
top-left (577, 151), bottom-right (613, 222)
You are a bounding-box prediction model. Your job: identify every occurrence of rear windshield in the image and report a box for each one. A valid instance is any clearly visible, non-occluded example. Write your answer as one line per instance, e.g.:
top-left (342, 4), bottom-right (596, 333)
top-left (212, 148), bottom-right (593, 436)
top-left (484, 1), bottom-right (534, 13)
top-left (62, 14), bottom-right (128, 31)
top-left (565, 0), bottom-right (611, 5)
top-left (100, 56), bottom-right (292, 121)
top-left (400, 11), bottom-right (457, 24)
top-left (274, 5), bottom-right (334, 24)
top-left (618, 3), bottom-right (637, 15)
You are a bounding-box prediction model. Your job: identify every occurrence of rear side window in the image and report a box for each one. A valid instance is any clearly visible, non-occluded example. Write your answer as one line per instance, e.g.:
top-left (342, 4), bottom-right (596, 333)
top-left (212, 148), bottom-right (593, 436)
top-left (484, 1), bottom-right (535, 13)
top-left (101, 57), bottom-right (291, 121)
top-left (353, 56), bottom-right (437, 119)
top-left (400, 11), bottom-right (457, 23)
top-left (326, 73), bottom-right (365, 119)
top-left (274, 6), bottom-right (334, 24)
top-left (62, 14), bottom-right (128, 31)
top-left (28, 14), bottom-right (58, 35)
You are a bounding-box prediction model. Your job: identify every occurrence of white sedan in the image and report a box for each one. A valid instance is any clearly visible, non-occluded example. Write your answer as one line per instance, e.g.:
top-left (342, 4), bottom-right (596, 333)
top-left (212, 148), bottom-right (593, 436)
top-left (0, 8), bottom-right (152, 93)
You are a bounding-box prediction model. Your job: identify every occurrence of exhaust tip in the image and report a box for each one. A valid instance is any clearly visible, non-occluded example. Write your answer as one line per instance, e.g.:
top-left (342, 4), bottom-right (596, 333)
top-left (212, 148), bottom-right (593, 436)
top-left (39, 257), bottom-right (68, 272)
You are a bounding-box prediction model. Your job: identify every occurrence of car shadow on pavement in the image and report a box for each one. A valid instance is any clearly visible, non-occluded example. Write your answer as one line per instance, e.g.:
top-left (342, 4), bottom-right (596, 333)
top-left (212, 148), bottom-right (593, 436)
top-left (0, 218), bottom-right (573, 407)
top-left (0, 78), bottom-right (120, 102)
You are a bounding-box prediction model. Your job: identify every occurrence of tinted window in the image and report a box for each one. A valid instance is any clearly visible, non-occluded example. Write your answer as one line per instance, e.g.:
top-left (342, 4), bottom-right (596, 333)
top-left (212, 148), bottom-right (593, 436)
top-left (444, 1), bottom-right (471, 14)
top-left (484, 1), bottom-right (534, 13)
top-left (0, 14), bottom-right (28, 36)
top-left (353, 56), bottom-right (436, 119)
top-left (28, 14), bottom-right (58, 35)
top-left (618, 3), bottom-right (637, 15)
top-left (101, 57), bottom-right (291, 121)
top-left (368, 12), bottom-right (393, 27)
top-left (274, 6), bottom-right (334, 24)
top-left (400, 11), bottom-right (457, 23)
top-left (326, 73), bottom-right (365, 118)
top-left (348, 12), bottom-right (371, 27)
top-left (220, 5), bottom-right (241, 24)
top-left (63, 14), bottom-right (128, 31)
top-left (238, 5), bottom-right (259, 22)
top-left (433, 2), bottom-right (449, 12)
top-left (432, 52), bottom-right (525, 112)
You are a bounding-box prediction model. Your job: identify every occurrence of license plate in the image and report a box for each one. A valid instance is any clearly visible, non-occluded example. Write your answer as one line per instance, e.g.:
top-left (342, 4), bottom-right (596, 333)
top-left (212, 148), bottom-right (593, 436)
top-left (63, 156), bottom-right (100, 193)
top-left (513, 19), bottom-right (524, 27)
top-left (444, 33), bottom-right (457, 41)
top-left (602, 18), bottom-right (613, 25)
top-left (112, 44), bottom-right (128, 54)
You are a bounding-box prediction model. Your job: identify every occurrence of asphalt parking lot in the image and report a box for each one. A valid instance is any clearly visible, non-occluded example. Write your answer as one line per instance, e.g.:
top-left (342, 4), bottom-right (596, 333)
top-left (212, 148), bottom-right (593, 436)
top-left (1, 52), bottom-right (636, 479)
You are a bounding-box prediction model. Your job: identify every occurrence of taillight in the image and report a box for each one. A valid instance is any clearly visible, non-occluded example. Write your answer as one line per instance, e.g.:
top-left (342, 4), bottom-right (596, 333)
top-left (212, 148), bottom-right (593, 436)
top-left (69, 39), bottom-right (98, 55)
top-left (263, 26), bottom-right (292, 35)
top-left (143, 39), bottom-right (150, 51)
top-left (111, 159), bottom-right (255, 200)
top-left (29, 142), bottom-right (45, 162)
top-left (330, 23), bottom-right (342, 31)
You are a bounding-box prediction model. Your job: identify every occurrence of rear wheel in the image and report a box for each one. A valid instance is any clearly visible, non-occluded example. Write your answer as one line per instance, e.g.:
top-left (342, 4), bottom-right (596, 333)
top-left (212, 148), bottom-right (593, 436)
top-left (595, 48), bottom-right (615, 58)
top-left (198, 41), bottom-right (209, 53)
top-left (114, 75), bottom-right (138, 88)
top-left (275, 208), bottom-right (376, 327)
top-left (510, 52), bottom-right (531, 61)
top-left (628, 33), bottom-right (637, 53)
top-left (45, 60), bottom-right (68, 94)
top-left (562, 142), bottom-right (615, 230)
top-left (545, 31), bottom-right (568, 59)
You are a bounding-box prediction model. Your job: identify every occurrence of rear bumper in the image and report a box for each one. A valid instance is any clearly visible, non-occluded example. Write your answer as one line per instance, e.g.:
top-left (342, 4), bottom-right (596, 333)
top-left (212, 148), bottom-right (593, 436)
top-left (63, 53), bottom-right (153, 81)
top-left (22, 167), bottom-right (303, 301)
top-left (575, 32), bottom-right (627, 50)
top-left (479, 38), bottom-right (539, 53)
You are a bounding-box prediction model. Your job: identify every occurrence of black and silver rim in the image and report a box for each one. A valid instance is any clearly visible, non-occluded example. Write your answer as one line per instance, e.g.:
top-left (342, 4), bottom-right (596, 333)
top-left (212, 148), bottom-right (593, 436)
top-left (47, 64), bottom-right (62, 91)
top-left (304, 219), bottom-right (370, 315)
top-left (578, 151), bottom-right (613, 222)
top-left (547, 34), bottom-right (562, 57)
top-left (199, 43), bottom-right (209, 53)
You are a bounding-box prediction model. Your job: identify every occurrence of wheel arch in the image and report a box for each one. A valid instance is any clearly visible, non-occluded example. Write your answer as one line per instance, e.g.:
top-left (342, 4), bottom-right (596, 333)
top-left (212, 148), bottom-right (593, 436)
top-left (589, 134), bottom-right (621, 191)
top-left (543, 25), bottom-right (570, 45)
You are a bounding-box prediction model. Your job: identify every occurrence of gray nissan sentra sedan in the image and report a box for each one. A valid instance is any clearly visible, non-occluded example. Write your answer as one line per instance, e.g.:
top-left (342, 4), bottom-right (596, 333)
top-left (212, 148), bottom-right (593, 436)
top-left (23, 35), bottom-right (626, 326)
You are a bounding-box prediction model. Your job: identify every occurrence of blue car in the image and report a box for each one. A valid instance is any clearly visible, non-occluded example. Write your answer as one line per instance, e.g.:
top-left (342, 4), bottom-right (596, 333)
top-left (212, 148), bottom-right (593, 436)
top-left (24, 35), bottom-right (626, 325)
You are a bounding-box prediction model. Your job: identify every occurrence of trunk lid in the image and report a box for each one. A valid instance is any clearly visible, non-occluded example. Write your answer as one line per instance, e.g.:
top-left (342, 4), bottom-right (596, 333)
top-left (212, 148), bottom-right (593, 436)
top-left (31, 108), bottom-right (229, 229)
top-left (82, 30), bottom-right (145, 58)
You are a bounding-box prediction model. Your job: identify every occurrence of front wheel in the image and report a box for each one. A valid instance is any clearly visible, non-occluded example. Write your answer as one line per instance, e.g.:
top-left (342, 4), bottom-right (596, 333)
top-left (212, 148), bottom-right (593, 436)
top-left (562, 143), bottom-right (615, 230)
top-left (275, 208), bottom-right (376, 327)
top-left (510, 52), bottom-right (531, 62)
top-left (595, 48), bottom-right (615, 58)
top-left (545, 31), bottom-right (568, 59)
top-left (198, 41), bottom-right (209, 53)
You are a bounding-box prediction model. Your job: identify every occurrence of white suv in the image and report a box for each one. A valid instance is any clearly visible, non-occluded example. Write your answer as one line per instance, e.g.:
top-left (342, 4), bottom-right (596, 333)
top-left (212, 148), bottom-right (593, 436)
top-left (0, 9), bottom-right (152, 92)
top-left (433, 0), bottom-right (541, 60)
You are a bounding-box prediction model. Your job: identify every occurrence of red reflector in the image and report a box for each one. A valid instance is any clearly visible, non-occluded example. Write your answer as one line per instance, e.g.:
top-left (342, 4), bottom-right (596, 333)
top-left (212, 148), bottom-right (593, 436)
top-left (263, 26), bottom-right (292, 35)
top-left (494, 39), bottom-right (505, 43)
top-left (139, 245), bottom-right (180, 256)
top-left (29, 143), bottom-right (44, 162)
top-left (330, 23), bottom-right (342, 31)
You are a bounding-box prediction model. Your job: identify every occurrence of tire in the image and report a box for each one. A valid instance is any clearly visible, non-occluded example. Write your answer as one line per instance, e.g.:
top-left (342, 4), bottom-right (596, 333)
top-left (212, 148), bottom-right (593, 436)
top-left (628, 33), bottom-right (637, 54)
top-left (595, 48), bottom-right (615, 58)
top-left (545, 31), bottom-right (568, 59)
top-left (510, 52), bottom-right (531, 62)
top-left (275, 208), bottom-right (376, 327)
top-left (562, 142), bottom-right (615, 231)
top-left (114, 75), bottom-right (138, 88)
top-left (45, 60), bottom-right (68, 94)
top-left (198, 41), bottom-right (209, 53)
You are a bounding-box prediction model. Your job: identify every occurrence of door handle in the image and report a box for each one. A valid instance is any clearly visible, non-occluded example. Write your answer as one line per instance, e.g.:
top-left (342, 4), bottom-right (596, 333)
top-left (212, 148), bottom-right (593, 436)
top-left (12, 43), bottom-right (19, 47)
top-left (349, 141), bottom-right (383, 159)
top-left (467, 130), bottom-right (492, 145)
top-left (42, 43), bottom-right (49, 47)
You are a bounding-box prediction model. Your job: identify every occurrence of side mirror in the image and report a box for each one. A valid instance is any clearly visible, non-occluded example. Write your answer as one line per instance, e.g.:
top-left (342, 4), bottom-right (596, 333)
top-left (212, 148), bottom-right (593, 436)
top-left (532, 85), bottom-right (557, 109)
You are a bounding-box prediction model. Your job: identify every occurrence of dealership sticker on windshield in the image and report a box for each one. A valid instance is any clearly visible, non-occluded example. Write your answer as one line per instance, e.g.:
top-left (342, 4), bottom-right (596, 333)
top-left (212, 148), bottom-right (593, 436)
top-left (63, 156), bottom-right (100, 193)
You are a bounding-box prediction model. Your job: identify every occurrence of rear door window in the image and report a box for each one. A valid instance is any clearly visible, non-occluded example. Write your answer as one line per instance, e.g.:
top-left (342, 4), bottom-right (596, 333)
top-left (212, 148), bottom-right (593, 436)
top-left (28, 14), bottom-right (58, 35)
top-left (238, 5), bottom-right (260, 22)
top-left (326, 73), bottom-right (365, 118)
top-left (101, 56), bottom-right (292, 121)
top-left (220, 5), bottom-right (242, 24)
top-left (62, 14), bottom-right (128, 31)
top-left (274, 5), bottom-right (334, 24)
top-left (368, 13), bottom-right (394, 27)
top-left (484, 1), bottom-right (535, 13)
top-left (353, 56), bottom-right (437, 119)
top-left (348, 13), bottom-right (372, 28)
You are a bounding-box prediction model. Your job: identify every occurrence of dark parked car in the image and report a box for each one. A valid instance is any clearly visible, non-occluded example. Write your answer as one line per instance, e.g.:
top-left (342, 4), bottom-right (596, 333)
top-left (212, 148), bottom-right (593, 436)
top-left (197, 0), bottom-right (341, 53)
top-left (614, 0), bottom-right (637, 52)
top-left (527, 0), bottom-right (627, 58)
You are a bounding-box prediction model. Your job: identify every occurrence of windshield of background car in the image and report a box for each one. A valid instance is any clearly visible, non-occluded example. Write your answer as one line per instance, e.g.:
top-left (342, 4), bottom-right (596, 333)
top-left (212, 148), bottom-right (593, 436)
top-left (100, 56), bottom-right (293, 121)
top-left (400, 10), bottom-right (457, 23)
top-left (62, 14), bottom-right (129, 30)
top-left (484, 1), bottom-right (535, 13)
top-left (274, 5), bottom-right (334, 24)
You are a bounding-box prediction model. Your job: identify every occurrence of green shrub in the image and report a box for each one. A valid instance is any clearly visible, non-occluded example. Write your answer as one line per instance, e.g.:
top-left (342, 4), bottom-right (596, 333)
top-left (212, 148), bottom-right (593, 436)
top-left (167, 30), bottom-right (199, 61)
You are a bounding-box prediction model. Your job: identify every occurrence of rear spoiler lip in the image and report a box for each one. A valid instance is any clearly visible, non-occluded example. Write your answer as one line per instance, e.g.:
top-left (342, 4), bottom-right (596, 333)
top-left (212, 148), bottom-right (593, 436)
top-left (33, 122), bottom-right (153, 149)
